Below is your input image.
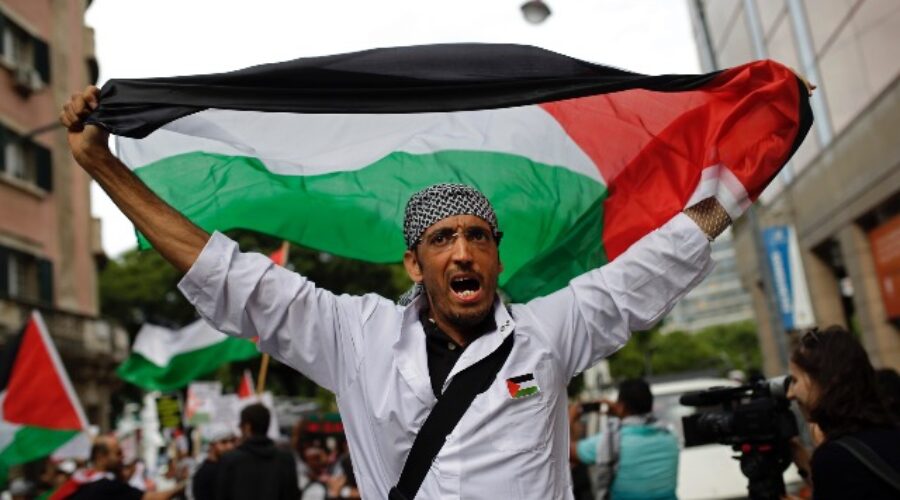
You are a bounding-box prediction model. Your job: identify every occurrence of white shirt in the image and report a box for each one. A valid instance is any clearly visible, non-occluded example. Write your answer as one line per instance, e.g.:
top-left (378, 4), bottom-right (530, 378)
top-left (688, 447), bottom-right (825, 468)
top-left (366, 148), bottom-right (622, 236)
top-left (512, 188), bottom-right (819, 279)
top-left (178, 213), bottom-right (712, 499)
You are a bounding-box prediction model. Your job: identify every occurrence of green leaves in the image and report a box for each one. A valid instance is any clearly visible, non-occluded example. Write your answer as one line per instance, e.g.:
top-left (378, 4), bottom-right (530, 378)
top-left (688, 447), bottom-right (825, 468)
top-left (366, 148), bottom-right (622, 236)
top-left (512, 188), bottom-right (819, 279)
top-left (608, 321), bottom-right (761, 380)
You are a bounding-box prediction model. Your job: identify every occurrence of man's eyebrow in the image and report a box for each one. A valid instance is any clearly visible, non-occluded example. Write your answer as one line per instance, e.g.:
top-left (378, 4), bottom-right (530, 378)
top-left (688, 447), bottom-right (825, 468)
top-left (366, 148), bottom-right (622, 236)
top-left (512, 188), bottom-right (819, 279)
top-left (424, 227), bottom-right (454, 237)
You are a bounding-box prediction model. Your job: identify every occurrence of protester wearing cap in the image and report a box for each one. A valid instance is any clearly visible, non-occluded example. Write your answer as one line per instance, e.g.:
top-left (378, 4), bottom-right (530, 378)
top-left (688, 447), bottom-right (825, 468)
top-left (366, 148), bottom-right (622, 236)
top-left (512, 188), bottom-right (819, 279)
top-left (62, 87), bottom-right (728, 500)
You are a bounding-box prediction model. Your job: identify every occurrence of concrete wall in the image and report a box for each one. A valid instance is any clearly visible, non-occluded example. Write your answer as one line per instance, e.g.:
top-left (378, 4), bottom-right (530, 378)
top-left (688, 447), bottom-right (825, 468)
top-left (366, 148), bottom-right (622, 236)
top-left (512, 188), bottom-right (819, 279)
top-left (733, 74), bottom-right (900, 373)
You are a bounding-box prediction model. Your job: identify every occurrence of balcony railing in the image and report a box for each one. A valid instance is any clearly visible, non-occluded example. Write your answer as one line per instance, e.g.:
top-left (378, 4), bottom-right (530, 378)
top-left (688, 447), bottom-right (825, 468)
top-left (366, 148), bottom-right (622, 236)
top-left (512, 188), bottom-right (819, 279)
top-left (0, 298), bottom-right (129, 362)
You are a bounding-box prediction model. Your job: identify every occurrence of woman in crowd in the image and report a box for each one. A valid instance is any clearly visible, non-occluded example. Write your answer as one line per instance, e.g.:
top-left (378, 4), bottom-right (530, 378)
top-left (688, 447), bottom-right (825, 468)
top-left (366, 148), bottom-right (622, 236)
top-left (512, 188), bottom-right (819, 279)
top-left (786, 326), bottom-right (900, 499)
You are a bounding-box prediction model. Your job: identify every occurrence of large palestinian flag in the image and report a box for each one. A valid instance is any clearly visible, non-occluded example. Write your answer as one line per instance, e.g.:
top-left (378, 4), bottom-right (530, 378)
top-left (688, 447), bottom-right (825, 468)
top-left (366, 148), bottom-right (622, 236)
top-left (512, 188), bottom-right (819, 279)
top-left (88, 44), bottom-right (812, 301)
top-left (0, 312), bottom-right (88, 469)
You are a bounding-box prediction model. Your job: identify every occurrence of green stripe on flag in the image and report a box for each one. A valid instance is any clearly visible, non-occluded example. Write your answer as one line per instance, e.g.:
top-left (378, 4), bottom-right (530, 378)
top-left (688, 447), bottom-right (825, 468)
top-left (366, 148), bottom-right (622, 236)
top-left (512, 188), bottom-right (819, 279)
top-left (135, 150), bottom-right (607, 301)
top-left (503, 194), bottom-right (607, 300)
top-left (117, 337), bottom-right (259, 391)
top-left (514, 386), bottom-right (539, 398)
top-left (0, 427), bottom-right (79, 467)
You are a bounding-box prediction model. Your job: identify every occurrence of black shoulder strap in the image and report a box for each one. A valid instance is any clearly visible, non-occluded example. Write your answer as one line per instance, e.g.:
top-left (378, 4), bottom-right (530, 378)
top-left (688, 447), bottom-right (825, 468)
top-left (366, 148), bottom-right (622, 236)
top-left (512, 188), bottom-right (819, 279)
top-left (389, 333), bottom-right (515, 500)
top-left (834, 436), bottom-right (900, 493)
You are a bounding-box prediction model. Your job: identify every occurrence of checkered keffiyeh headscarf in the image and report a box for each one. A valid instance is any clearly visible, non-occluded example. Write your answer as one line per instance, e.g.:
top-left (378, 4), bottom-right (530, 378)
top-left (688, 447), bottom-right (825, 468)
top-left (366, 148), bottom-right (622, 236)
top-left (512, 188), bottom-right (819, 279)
top-left (398, 183), bottom-right (500, 306)
top-left (402, 183), bottom-right (499, 249)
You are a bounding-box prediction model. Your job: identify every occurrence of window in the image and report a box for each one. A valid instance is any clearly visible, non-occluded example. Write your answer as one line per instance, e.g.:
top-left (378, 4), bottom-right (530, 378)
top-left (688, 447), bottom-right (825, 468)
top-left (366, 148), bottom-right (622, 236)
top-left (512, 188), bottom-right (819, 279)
top-left (0, 12), bottom-right (51, 90)
top-left (4, 140), bottom-right (34, 182)
top-left (1, 22), bottom-right (29, 66)
top-left (0, 125), bottom-right (51, 191)
top-left (0, 245), bottom-right (53, 305)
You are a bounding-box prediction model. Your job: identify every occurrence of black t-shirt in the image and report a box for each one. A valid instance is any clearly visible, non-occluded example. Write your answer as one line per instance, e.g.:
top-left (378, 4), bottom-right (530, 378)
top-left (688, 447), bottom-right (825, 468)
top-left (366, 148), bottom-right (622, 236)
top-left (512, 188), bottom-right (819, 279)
top-left (192, 459), bottom-right (218, 500)
top-left (422, 311), bottom-right (466, 398)
top-left (216, 436), bottom-right (299, 500)
top-left (811, 427), bottom-right (900, 500)
top-left (420, 308), bottom-right (496, 398)
top-left (67, 478), bottom-right (143, 500)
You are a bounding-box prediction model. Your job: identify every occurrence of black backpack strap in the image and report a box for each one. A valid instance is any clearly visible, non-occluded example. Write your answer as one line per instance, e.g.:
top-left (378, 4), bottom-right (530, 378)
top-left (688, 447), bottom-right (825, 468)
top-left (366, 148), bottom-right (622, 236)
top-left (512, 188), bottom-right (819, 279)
top-left (834, 436), bottom-right (900, 493)
top-left (389, 333), bottom-right (515, 500)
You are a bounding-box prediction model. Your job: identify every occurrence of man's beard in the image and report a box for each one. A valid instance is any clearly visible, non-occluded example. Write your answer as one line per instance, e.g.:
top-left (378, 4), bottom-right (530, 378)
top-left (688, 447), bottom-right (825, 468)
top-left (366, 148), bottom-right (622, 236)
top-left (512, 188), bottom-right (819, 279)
top-left (423, 283), bottom-right (495, 331)
top-left (449, 303), bottom-right (493, 328)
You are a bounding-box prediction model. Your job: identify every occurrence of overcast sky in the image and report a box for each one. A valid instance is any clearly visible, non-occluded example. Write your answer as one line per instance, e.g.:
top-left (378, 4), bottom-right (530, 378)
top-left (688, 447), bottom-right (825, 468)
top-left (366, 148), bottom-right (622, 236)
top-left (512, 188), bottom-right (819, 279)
top-left (85, 0), bottom-right (701, 257)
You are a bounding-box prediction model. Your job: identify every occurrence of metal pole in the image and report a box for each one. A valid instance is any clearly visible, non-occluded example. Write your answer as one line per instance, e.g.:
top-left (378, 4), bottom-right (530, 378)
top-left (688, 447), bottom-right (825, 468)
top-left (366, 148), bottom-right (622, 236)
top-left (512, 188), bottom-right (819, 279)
top-left (743, 0), bottom-right (768, 60)
top-left (786, 0), bottom-right (834, 148)
top-left (689, 0), bottom-right (719, 72)
top-left (745, 0), bottom-right (796, 184)
top-left (746, 208), bottom-right (790, 371)
top-left (23, 121), bottom-right (62, 139)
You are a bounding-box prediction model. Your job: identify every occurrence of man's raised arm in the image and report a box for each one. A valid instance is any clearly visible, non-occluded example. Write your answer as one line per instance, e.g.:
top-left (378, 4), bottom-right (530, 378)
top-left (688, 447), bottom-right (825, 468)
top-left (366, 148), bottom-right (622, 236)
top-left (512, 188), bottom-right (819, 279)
top-left (61, 86), bottom-right (209, 273)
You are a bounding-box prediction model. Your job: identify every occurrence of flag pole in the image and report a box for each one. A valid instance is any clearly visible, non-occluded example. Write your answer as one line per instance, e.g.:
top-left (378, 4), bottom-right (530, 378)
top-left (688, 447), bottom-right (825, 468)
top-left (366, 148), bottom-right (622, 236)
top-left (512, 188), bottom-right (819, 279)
top-left (257, 241), bottom-right (290, 394)
top-left (256, 356), bottom-right (270, 394)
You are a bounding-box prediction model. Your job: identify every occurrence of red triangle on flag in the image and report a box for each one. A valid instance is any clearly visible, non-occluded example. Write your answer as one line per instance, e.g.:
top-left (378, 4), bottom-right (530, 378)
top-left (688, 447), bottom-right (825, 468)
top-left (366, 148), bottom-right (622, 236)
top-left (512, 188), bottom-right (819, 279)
top-left (3, 312), bottom-right (87, 430)
top-left (237, 369), bottom-right (255, 399)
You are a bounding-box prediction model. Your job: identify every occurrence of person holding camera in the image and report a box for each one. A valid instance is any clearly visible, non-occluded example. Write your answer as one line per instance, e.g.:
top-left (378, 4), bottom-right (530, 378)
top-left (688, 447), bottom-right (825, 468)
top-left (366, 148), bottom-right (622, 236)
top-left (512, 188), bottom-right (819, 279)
top-left (569, 378), bottom-right (679, 500)
top-left (785, 326), bottom-right (900, 499)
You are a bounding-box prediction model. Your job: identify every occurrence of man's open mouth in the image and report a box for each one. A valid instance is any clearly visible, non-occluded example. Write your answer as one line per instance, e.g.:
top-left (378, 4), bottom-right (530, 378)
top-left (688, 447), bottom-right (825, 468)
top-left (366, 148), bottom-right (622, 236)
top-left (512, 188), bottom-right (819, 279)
top-left (450, 275), bottom-right (482, 301)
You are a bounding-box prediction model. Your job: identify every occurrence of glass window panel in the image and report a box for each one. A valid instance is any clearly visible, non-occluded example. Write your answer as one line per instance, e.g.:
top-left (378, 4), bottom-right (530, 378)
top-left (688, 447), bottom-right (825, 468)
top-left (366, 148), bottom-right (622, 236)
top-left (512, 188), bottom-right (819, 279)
top-left (852, 0), bottom-right (900, 97)
top-left (718, 10), bottom-right (755, 66)
top-left (803, 0), bottom-right (855, 53)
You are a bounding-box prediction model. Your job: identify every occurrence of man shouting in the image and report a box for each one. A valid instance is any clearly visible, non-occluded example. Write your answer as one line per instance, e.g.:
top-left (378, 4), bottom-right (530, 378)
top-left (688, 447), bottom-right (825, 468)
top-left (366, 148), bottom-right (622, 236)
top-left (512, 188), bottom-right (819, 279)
top-left (63, 85), bottom-right (728, 499)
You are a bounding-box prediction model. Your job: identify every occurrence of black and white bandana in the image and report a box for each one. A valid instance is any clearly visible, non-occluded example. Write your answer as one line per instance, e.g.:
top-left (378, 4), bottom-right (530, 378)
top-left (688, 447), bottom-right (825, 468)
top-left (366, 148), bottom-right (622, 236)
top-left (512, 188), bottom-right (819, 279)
top-left (402, 183), bottom-right (499, 249)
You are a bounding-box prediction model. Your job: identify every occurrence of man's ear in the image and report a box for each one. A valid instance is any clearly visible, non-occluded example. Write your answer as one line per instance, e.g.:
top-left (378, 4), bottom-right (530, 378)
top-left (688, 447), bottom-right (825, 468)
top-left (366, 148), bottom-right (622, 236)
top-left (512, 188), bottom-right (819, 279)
top-left (403, 249), bottom-right (423, 283)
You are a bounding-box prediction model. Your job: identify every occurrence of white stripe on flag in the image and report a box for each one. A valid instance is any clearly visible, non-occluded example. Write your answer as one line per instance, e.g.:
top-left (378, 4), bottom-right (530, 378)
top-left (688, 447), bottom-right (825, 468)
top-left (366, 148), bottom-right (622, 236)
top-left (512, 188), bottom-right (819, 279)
top-left (131, 319), bottom-right (231, 367)
top-left (115, 106), bottom-right (603, 183)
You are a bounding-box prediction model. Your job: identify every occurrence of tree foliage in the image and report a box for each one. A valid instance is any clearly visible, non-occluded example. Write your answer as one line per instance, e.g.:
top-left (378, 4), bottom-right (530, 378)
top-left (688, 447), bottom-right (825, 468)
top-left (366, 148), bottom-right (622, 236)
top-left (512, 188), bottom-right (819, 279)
top-left (607, 320), bottom-right (762, 380)
top-left (99, 249), bottom-right (196, 334)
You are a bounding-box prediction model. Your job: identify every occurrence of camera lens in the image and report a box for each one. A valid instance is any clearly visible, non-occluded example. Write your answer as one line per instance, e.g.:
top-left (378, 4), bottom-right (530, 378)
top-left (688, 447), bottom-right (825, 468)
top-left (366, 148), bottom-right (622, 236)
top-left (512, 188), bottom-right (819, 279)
top-left (767, 375), bottom-right (792, 399)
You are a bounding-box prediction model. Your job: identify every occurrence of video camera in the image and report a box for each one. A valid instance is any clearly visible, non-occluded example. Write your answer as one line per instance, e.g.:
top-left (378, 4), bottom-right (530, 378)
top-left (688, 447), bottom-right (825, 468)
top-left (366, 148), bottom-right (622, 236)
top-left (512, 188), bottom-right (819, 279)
top-left (679, 376), bottom-right (798, 500)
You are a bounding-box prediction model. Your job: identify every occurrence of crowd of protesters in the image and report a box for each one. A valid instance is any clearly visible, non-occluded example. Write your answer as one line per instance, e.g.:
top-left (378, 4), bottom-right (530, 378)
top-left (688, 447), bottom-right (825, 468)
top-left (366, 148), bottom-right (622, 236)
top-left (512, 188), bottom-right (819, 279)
top-left (4, 326), bottom-right (899, 500)
top-left (1, 404), bottom-right (360, 500)
top-left (190, 404), bottom-right (361, 500)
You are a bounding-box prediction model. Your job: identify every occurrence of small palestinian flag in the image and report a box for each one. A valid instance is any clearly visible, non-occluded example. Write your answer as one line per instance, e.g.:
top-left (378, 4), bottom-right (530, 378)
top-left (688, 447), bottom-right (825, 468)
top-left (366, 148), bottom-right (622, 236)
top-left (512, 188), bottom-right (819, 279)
top-left (507, 374), bottom-right (540, 399)
top-left (269, 241), bottom-right (290, 267)
top-left (0, 311), bottom-right (89, 470)
top-left (116, 319), bottom-right (259, 392)
top-left (237, 369), bottom-right (256, 399)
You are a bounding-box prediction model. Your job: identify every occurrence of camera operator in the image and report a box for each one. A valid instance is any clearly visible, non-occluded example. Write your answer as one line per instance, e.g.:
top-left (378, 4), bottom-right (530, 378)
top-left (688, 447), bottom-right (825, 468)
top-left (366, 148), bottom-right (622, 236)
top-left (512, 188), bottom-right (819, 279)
top-left (569, 378), bottom-right (679, 500)
top-left (785, 326), bottom-right (900, 499)
top-left (876, 368), bottom-right (900, 420)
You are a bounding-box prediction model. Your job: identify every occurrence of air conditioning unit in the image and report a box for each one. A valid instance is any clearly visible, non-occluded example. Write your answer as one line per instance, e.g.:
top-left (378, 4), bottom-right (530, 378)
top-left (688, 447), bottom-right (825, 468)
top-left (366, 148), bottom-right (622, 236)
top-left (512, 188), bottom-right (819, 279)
top-left (13, 66), bottom-right (42, 95)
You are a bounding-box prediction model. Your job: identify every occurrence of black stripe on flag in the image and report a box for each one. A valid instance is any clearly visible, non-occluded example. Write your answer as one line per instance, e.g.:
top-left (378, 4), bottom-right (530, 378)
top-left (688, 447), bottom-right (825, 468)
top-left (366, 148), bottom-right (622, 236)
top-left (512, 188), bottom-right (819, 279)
top-left (508, 373), bottom-right (534, 384)
top-left (87, 43), bottom-right (721, 139)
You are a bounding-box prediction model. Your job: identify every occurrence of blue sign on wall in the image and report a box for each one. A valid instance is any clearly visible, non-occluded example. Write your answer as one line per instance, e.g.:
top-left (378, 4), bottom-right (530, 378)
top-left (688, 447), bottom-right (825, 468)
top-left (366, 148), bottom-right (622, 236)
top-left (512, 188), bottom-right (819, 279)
top-left (762, 225), bottom-right (814, 330)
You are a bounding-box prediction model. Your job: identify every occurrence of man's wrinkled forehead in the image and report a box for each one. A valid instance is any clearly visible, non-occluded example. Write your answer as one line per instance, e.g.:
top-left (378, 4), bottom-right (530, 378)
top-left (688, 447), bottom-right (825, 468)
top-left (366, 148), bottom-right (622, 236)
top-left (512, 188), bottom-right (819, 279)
top-left (403, 183), bottom-right (499, 249)
top-left (421, 214), bottom-right (493, 237)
